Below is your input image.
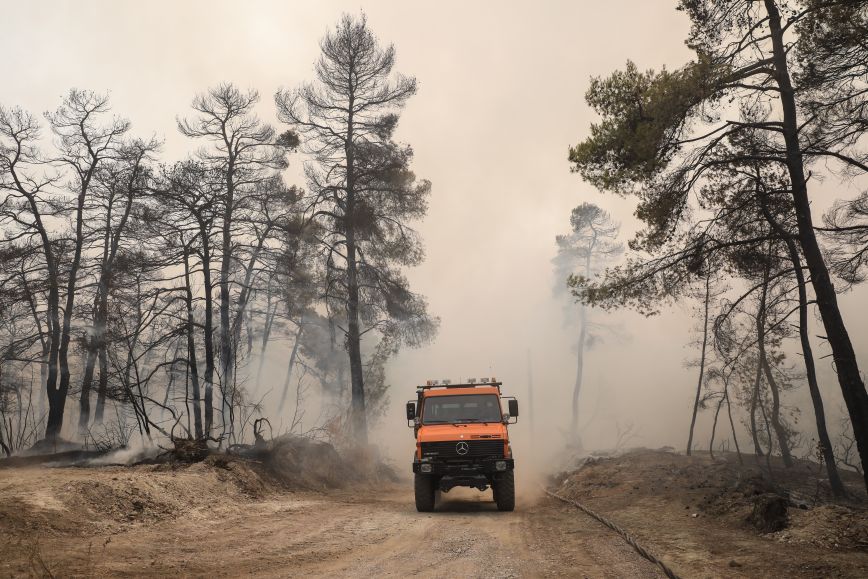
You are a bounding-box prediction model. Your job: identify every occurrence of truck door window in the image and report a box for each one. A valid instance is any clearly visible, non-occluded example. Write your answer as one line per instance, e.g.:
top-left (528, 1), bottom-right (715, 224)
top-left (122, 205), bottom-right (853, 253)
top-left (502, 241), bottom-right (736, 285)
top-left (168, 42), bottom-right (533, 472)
top-left (421, 394), bottom-right (502, 424)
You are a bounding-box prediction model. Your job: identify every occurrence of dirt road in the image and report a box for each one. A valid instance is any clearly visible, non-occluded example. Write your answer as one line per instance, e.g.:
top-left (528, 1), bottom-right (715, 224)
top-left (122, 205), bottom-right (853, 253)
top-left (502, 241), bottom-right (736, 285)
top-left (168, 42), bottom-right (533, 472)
top-left (1, 464), bottom-right (662, 578)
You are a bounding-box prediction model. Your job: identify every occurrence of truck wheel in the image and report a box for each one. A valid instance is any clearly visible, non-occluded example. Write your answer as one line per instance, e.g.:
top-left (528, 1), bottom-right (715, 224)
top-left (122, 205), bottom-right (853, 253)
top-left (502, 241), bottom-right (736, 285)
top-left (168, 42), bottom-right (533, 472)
top-left (415, 473), bottom-right (436, 512)
top-left (493, 471), bottom-right (515, 512)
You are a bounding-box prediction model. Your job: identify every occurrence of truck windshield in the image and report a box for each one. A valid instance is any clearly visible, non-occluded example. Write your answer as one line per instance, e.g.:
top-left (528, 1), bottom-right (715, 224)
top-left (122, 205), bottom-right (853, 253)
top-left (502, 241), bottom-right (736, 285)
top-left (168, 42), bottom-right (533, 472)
top-left (422, 394), bottom-right (502, 424)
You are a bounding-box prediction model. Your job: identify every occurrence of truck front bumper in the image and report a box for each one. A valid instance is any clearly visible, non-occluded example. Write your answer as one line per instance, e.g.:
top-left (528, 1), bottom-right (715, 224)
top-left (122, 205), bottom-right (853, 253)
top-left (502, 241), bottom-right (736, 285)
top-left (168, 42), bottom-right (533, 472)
top-left (412, 457), bottom-right (514, 476)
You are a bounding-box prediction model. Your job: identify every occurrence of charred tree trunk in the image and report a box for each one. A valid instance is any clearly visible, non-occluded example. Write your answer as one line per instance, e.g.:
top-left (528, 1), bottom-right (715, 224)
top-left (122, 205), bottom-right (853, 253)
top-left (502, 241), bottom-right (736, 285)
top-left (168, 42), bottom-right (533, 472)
top-left (785, 244), bottom-right (843, 492)
top-left (218, 155), bottom-right (236, 441)
top-left (759, 396), bottom-right (775, 474)
top-left (750, 357), bottom-right (765, 459)
top-left (344, 102), bottom-right (368, 444)
top-left (725, 374), bottom-right (743, 464)
top-left (183, 244), bottom-right (204, 438)
top-left (710, 393), bottom-right (725, 459)
top-left (756, 260), bottom-right (793, 467)
top-left (765, 0), bottom-right (868, 491)
top-left (198, 222), bottom-right (216, 437)
top-left (346, 234), bottom-right (367, 444)
top-left (756, 180), bottom-right (845, 494)
top-left (48, 183), bottom-right (89, 440)
top-left (760, 350), bottom-right (793, 467)
top-left (687, 272), bottom-right (711, 455)
top-left (41, 261), bottom-right (61, 441)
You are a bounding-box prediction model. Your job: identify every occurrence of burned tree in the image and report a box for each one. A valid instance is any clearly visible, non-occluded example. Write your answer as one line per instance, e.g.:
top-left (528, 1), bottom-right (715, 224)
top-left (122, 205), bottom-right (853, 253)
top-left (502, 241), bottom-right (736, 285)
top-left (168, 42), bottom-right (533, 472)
top-left (0, 92), bottom-right (130, 441)
top-left (276, 14), bottom-right (437, 442)
top-left (553, 203), bottom-right (621, 441)
top-left (178, 84), bottom-right (295, 440)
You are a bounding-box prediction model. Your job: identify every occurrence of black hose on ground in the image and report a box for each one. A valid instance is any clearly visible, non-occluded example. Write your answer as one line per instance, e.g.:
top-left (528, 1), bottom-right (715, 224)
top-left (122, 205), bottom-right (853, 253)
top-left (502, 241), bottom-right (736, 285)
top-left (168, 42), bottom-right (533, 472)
top-left (543, 487), bottom-right (682, 579)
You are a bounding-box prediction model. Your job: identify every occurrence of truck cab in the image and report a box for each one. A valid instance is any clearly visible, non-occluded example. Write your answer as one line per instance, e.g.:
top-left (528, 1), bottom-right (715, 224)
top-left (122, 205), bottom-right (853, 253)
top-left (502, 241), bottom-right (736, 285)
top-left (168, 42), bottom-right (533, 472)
top-left (406, 378), bottom-right (518, 512)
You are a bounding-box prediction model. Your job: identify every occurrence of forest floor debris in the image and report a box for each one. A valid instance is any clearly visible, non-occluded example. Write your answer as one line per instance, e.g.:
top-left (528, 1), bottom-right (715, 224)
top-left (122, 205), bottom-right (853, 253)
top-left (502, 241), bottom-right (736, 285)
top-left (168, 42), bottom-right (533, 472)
top-left (554, 448), bottom-right (868, 577)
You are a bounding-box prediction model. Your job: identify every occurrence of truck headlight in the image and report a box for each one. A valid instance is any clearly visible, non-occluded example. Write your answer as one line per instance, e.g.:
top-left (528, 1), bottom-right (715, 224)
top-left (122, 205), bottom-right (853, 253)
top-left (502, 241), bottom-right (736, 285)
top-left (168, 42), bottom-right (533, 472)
top-left (420, 463), bottom-right (433, 473)
top-left (495, 461), bottom-right (507, 471)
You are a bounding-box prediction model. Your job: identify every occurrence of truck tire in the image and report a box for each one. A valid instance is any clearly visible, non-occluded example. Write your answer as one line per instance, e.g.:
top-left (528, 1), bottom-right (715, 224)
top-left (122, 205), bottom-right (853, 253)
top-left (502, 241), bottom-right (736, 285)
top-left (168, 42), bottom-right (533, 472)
top-left (493, 471), bottom-right (515, 512)
top-left (415, 473), bottom-right (436, 512)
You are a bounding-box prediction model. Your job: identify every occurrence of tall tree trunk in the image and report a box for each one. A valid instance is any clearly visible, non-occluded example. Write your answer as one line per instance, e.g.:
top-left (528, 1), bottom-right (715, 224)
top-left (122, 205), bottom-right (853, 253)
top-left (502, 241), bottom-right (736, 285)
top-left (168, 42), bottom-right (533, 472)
top-left (48, 227), bottom-right (85, 438)
top-left (724, 374), bottom-right (743, 464)
top-left (749, 356), bottom-right (765, 458)
top-left (42, 285), bottom-right (61, 441)
top-left (710, 393), bottom-right (725, 459)
top-left (786, 244), bottom-right (843, 492)
top-left (765, 0), bottom-right (868, 490)
top-left (760, 350), bottom-right (794, 467)
top-left (183, 245), bottom-right (204, 438)
top-left (198, 224), bottom-right (216, 437)
top-left (218, 157), bottom-right (236, 442)
top-left (43, 282), bottom-right (65, 441)
top-left (687, 272), bottom-right (711, 455)
top-left (571, 250), bottom-right (594, 442)
top-left (756, 259), bottom-right (794, 467)
top-left (759, 396), bottom-right (775, 474)
top-left (757, 181), bottom-right (845, 494)
top-left (344, 100), bottom-right (368, 444)
top-left (38, 349), bottom-right (48, 428)
top-left (49, 155), bottom-right (97, 440)
top-left (346, 235), bottom-right (367, 444)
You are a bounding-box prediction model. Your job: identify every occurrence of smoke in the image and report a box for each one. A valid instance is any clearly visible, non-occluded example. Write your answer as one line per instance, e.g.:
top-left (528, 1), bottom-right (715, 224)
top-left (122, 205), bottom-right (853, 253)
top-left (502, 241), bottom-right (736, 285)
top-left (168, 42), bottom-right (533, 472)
top-left (3, 1), bottom-right (866, 474)
top-left (83, 441), bottom-right (161, 466)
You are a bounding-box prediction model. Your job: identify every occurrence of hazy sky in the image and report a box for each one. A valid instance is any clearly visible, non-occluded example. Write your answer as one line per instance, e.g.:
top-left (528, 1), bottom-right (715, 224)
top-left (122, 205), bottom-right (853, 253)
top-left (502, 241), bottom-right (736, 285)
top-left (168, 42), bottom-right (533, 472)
top-left (4, 1), bottom-right (865, 458)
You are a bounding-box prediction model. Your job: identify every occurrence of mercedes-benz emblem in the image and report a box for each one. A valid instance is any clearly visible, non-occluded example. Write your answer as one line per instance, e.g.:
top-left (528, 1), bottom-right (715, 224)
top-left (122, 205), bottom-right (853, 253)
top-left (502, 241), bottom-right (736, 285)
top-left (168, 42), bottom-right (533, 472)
top-left (456, 441), bottom-right (469, 455)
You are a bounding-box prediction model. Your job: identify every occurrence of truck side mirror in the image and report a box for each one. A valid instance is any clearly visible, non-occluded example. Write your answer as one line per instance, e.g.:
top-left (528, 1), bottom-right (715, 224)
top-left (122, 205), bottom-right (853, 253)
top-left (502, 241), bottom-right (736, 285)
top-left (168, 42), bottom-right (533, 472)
top-left (406, 401), bottom-right (416, 422)
top-left (508, 399), bottom-right (519, 418)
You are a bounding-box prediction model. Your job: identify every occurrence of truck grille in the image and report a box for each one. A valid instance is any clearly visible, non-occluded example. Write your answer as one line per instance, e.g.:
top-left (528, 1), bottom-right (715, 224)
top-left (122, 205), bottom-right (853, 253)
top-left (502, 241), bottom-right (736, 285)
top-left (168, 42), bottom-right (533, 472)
top-left (421, 440), bottom-right (504, 460)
